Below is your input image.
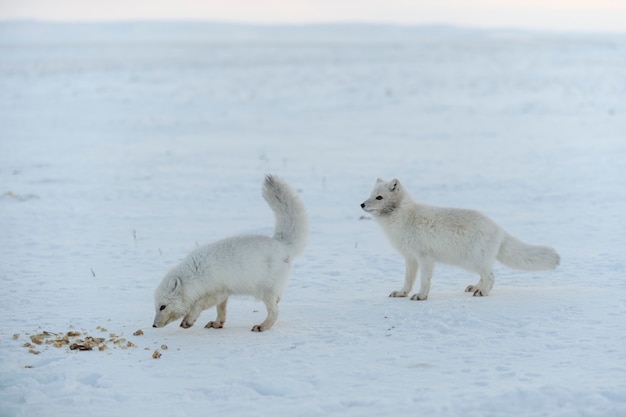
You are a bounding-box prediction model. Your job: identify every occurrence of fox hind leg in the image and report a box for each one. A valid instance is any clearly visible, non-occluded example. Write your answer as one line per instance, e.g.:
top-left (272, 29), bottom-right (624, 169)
top-left (465, 271), bottom-right (495, 296)
top-left (251, 295), bottom-right (280, 332)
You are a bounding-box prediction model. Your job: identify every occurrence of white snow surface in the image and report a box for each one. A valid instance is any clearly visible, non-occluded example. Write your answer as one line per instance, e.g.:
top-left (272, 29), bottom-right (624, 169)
top-left (1, 22), bottom-right (625, 417)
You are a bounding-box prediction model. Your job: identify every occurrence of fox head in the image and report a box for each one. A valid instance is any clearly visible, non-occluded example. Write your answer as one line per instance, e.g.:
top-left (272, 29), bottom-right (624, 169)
top-left (361, 178), bottom-right (403, 217)
top-left (152, 272), bottom-right (187, 328)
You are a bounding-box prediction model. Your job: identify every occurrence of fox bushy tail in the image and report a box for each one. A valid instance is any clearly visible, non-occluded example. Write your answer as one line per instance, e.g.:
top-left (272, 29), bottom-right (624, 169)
top-left (263, 175), bottom-right (308, 258)
top-left (497, 233), bottom-right (560, 271)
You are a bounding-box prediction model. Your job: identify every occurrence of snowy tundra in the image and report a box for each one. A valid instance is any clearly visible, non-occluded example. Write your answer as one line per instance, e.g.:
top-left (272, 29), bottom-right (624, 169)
top-left (0, 22), bottom-right (625, 417)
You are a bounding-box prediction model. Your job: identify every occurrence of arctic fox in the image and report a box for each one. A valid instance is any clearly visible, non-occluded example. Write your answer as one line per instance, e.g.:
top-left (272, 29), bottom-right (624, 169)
top-left (361, 178), bottom-right (559, 300)
top-left (152, 175), bottom-right (308, 332)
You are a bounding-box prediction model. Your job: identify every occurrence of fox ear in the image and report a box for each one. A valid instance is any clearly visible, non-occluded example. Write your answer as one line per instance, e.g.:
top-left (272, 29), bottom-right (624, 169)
top-left (376, 178), bottom-right (384, 184)
top-left (388, 178), bottom-right (400, 192)
top-left (171, 277), bottom-right (182, 293)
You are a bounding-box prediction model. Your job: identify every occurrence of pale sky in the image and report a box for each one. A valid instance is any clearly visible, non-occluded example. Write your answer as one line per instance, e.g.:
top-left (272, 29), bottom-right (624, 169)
top-left (1, 0), bottom-right (625, 33)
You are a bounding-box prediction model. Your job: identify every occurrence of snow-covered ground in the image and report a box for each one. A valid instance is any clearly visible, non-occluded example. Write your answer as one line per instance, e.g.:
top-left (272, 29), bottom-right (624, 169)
top-left (1, 22), bottom-right (625, 417)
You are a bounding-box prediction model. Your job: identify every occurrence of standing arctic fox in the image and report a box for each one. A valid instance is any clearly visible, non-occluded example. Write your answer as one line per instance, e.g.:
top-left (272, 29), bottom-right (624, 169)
top-left (153, 175), bottom-right (308, 332)
top-left (361, 178), bottom-right (559, 300)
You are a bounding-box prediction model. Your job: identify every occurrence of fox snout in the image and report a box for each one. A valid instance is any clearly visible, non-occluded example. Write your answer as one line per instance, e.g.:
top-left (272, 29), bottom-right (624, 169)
top-left (361, 201), bottom-right (374, 212)
top-left (152, 312), bottom-right (169, 328)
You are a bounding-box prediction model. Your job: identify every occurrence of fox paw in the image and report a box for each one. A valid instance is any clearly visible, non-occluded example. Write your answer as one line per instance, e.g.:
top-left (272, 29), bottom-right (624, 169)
top-left (251, 325), bottom-right (266, 332)
top-left (410, 293), bottom-right (428, 301)
top-left (205, 321), bottom-right (224, 329)
top-left (465, 285), bottom-right (487, 297)
top-left (389, 291), bottom-right (408, 297)
top-left (180, 320), bottom-right (194, 329)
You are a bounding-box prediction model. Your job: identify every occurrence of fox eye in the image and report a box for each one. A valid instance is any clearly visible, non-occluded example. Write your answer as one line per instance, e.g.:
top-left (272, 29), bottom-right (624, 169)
top-left (376, 196), bottom-right (383, 200)
top-left (160, 305), bottom-right (166, 311)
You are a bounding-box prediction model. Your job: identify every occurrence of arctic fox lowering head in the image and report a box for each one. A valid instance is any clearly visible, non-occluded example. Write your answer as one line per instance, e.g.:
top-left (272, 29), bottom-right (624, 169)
top-left (360, 178), bottom-right (403, 217)
top-left (152, 272), bottom-right (187, 328)
top-left (151, 174), bottom-right (308, 332)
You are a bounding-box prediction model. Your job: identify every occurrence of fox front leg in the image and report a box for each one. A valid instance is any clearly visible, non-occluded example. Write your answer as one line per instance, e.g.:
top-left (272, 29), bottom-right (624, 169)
top-left (390, 256), bottom-right (418, 297)
top-left (180, 302), bottom-right (204, 328)
top-left (411, 258), bottom-right (434, 301)
top-left (205, 298), bottom-right (228, 329)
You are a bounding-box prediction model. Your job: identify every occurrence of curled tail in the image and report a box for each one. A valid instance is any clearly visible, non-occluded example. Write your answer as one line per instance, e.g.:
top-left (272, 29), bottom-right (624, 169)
top-left (263, 175), bottom-right (308, 258)
top-left (497, 233), bottom-right (560, 271)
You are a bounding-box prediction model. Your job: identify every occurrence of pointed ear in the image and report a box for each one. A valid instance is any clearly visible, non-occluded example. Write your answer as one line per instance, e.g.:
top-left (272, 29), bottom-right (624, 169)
top-left (388, 178), bottom-right (400, 192)
top-left (376, 178), bottom-right (384, 184)
top-left (171, 277), bottom-right (182, 293)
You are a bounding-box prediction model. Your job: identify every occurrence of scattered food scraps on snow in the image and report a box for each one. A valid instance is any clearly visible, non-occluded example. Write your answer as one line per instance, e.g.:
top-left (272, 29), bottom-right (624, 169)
top-left (14, 328), bottom-right (165, 358)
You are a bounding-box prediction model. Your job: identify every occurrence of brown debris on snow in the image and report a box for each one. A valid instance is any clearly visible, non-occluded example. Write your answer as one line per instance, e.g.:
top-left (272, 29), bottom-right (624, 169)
top-left (17, 329), bottom-right (147, 354)
top-left (15, 327), bottom-right (168, 359)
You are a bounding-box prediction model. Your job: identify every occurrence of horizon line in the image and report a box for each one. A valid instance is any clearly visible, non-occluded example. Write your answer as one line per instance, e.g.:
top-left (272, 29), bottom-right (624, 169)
top-left (1, 18), bottom-right (625, 36)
